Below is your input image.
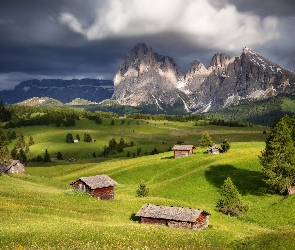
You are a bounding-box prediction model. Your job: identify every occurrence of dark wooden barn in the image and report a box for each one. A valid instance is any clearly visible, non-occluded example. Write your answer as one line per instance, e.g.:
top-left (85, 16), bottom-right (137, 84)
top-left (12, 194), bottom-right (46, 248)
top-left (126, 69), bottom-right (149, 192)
top-left (0, 160), bottom-right (25, 174)
top-left (172, 145), bottom-right (195, 158)
top-left (70, 174), bottom-right (118, 200)
top-left (136, 204), bottom-right (210, 230)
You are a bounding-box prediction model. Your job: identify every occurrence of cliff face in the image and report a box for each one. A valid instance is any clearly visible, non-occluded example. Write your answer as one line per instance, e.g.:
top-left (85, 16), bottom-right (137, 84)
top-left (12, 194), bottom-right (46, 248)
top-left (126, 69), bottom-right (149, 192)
top-left (112, 44), bottom-right (295, 112)
top-left (112, 43), bottom-right (188, 109)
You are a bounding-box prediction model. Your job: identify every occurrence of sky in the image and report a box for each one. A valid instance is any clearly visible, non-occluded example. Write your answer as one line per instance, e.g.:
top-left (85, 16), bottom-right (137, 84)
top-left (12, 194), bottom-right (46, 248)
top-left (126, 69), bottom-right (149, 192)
top-left (0, 0), bottom-right (295, 90)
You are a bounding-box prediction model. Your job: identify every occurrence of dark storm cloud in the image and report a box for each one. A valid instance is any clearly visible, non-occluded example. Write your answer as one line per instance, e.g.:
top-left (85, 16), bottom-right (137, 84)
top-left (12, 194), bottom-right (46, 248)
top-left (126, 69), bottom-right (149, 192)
top-left (0, 0), bottom-right (294, 91)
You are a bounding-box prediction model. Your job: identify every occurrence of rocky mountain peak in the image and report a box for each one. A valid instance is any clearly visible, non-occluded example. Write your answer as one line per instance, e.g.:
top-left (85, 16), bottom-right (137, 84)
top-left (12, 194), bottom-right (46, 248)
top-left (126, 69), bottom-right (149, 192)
top-left (207, 53), bottom-right (231, 73)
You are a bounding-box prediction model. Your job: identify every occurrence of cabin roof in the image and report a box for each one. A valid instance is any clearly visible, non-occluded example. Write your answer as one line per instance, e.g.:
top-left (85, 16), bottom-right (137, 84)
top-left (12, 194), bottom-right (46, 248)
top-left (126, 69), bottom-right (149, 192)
top-left (77, 174), bottom-right (118, 189)
top-left (172, 145), bottom-right (194, 151)
top-left (136, 204), bottom-right (208, 222)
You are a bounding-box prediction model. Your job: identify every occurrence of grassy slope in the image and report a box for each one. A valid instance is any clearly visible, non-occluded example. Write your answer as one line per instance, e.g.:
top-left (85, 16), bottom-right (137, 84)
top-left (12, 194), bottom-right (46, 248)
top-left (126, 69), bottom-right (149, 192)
top-left (206, 95), bottom-right (295, 126)
top-left (1, 119), bottom-right (295, 249)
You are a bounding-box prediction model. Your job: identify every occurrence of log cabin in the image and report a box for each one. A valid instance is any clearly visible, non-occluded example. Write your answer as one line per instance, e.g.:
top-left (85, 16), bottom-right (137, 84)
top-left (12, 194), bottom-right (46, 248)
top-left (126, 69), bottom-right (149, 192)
top-left (70, 174), bottom-right (118, 200)
top-left (172, 145), bottom-right (195, 158)
top-left (136, 204), bottom-right (210, 230)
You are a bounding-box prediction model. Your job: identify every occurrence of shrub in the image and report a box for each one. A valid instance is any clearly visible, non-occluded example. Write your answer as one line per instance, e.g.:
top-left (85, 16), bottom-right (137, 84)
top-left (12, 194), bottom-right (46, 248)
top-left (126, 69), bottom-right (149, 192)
top-left (220, 139), bottom-right (230, 153)
top-left (136, 181), bottom-right (149, 197)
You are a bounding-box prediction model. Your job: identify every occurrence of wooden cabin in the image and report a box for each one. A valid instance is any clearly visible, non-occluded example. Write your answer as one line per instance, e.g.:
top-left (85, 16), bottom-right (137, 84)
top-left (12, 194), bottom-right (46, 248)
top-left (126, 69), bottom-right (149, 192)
top-left (207, 144), bottom-right (222, 154)
top-left (0, 160), bottom-right (25, 174)
top-left (172, 145), bottom-right (194, 158)
top-left (70, 174), bottom-right (118, 200)
top-left (136, 204), bottom-right (210, 230)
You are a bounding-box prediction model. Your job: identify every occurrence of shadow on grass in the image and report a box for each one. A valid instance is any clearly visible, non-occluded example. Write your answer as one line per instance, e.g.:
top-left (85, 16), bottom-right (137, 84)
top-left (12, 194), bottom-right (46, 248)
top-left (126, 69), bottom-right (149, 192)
top-left (130, 213), bottom-right (140, 222)
top-left (161, 156), bottom-right (174, 160)
top-left (204, 164), bottom-right (272, 196)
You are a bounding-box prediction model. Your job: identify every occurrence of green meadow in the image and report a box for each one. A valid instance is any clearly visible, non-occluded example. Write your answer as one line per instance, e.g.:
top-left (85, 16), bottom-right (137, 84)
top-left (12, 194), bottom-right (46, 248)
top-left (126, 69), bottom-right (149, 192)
top-left (1, 118), bottom-right (295, 249)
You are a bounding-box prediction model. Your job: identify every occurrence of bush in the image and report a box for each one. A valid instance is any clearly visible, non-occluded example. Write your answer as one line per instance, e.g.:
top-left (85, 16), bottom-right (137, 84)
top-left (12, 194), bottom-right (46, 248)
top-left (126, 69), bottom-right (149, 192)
top-left (220, 139), bottom-right (230, 153)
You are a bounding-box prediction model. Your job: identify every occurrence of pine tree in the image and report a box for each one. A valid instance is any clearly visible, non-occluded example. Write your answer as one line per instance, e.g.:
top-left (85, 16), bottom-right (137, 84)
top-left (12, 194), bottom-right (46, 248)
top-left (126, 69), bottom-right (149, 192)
top-left (136, 181), bottom-right (149, 197)
top-left (56, 152), bottom-right (63, 160)
top-left (66, 133), bottom-right (73, 143)
top-left (29, 135), bottom-right (35, 146)
top-left (18, 148), bottom-right (27, 163)
top-left (44, 149), bottom-right (51, 162)
top-left (260, 115), bottom-right (295, 195)
top-left (216, 177), bottom-right (248, 216)
top-left (200, 131), bottom-right (213, 147)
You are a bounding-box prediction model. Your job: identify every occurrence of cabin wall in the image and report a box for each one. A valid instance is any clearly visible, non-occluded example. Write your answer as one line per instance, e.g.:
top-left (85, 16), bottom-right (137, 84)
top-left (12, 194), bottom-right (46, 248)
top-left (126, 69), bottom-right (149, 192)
top-left (192, 213), bottom-right (209, 230)
top-left (141, 217), bottom-right (167, 226)
top-left (91, 186), bottom-right (114, 200)
top-left (168, 220), bottom-right (192, 229)
top-left (174, 150), bottom-right (191, 158)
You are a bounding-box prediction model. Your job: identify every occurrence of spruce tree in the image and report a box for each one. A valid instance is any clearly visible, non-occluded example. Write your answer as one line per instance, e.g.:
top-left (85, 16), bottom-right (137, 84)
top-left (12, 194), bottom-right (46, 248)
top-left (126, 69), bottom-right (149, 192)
top-left (200, 131), bottom-right (213, 147)
top-left (216, 177), bottom-right (248, 216)
top-left (57, 152), bottom-right (63, 160)
top-left (260, 115), bottom-right (295, 195)
top-left (29, 135), bottom-right (35, 146)
top-left (44, 149), bottom-right (51, 162)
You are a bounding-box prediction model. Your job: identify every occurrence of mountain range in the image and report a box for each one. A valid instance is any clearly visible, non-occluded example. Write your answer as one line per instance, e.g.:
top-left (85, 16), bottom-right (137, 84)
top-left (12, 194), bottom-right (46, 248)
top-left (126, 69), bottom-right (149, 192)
top-left (0, 78), bottom-right (113, 105)
top-left (1, 43), bottom-right (295, 114)
top-left (112, 43), bottom-right (295, 112)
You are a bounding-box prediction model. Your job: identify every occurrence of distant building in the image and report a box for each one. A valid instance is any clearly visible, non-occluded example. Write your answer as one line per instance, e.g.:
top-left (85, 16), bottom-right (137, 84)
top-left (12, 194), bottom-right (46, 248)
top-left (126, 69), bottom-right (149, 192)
top-left (172, 145), bottom-right (195, 158)
top-left (70, 174), bottom-right (118, 200)
top-left (0, 160), bottom-right (25, 174)
top-left (207, 144), bottom-right (222, 154)
top-left (73, 138), bottom-right (79, 143)
top-left (136, 204), bottom-right (210, 230)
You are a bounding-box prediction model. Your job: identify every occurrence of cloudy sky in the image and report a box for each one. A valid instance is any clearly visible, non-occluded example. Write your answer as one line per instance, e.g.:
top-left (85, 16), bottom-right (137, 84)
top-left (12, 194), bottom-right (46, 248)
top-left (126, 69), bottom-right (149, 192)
top-left (0, 0), bottom-right (295, 90)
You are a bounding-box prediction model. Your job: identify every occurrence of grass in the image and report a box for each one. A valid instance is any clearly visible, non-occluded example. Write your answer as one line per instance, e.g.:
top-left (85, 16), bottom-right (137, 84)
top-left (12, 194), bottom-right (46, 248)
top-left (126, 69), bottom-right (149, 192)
top-left (1, 118), bottom-right (294, 249)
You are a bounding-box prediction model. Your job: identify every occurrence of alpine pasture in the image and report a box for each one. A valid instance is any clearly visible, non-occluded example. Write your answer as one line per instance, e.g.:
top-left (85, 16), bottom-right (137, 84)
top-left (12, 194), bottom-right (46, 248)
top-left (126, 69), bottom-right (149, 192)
top-left (1, 117), bottom-right (295, 249)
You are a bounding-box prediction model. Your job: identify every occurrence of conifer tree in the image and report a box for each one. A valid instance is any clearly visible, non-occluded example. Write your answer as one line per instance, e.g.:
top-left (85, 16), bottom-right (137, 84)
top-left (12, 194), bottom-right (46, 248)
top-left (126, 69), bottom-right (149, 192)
top-left (200, 131), bottom-right (213, 147)
top-left (29, 135), bottom-right (35, 146)
top-left (136, 181), bottom-right (149, 197)
top-left (216, 177), bottom-right (248, 216)
top-left (57, 152), bottom-right (63, 160)
top-left (44, 149), bottom-right (51, 162)
top-left (260, 115), bottom-right (295, 195)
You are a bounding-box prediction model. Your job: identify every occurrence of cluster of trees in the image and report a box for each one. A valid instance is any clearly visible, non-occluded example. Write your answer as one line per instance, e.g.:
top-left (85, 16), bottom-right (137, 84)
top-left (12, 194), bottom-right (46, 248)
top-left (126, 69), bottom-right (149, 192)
top-left (101, 137), bottom-right (134, 157)
top-left (199, 131), bottom-right (230, 153)
top-left (30, 149), bottom-right (63, 162)
top-left (0, 101), bottom-right (11, 122)
top-left (208, 119), bottom-right (254, 127)
top-left (0, 127), bottom-right (34, 164)
top-left (126, 113), bottom-right (206, 122)
top-left (2, 104), bottom-right (120, 129)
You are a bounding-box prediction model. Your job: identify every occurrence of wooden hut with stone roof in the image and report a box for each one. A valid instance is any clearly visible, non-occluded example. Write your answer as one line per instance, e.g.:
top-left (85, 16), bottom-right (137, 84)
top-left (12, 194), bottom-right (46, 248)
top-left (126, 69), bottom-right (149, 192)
top-left (172, 145), bottom-right (195, 158)
top-left (136, 204), bottom-right (210, 230)
top-left (70, 174), bottom-right (118, 200)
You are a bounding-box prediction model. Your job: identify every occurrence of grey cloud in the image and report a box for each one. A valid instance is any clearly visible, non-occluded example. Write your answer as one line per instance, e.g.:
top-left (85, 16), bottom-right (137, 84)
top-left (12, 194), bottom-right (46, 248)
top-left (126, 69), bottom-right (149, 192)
top-left (0, 0), bottom-right (295, 91)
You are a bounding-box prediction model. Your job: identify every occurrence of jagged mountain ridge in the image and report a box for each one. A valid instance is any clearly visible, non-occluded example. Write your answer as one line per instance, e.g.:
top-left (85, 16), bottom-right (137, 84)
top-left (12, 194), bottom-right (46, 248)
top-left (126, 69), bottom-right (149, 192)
top-left (0, 78), bottom-right (114, 105)
top-left (112, 43), bottom-right (295, 112)
top-left (112, 43), bottom-right (189, 111)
